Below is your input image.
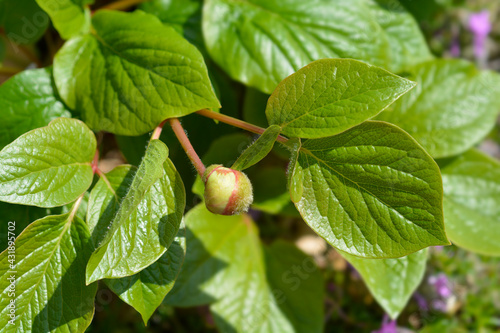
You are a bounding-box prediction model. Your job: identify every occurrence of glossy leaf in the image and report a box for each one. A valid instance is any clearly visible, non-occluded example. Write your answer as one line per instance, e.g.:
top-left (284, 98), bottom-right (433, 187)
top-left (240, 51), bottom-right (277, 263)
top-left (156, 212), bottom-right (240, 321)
top-left (0, 118), bottom-right (96, 208)
top-left (0, 212), bottom-right (97, 332)
top-left (140, 0), bottom-right (201, 33)
top-left (0, 67), bottom-right (72, 150)
top-left (232, 125), bottom-right (281, 170)
top-left (53, 10), bottom-right (220, 135)
top-left (35, 0), bottom-right (91, 39)
top-left (166, 204), bottom-right (324, 333)
top-left (291, 121), bottom-right (448, 258)
top-left (105, 226), bottom-right (186, 324)
top-left (377, 59), bottom-right (500, 158)
top-left (86, 140), bottom-right (186, 283)
top-left (266, 59), bottom-right (415, 138)
top-left (440, 149), bottom-right (500, 256)
top-left (341, 249), bottom-right (428, 319)
top-left (203, 0), bottom-right (428, 93)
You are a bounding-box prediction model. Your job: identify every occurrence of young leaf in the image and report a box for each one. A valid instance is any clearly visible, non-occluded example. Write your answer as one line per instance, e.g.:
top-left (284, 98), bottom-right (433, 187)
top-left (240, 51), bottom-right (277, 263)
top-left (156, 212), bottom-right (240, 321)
top-left (377, 59), bottom-right (500, 158)
top-left (0, 118), bottom-right (96, 208)
top-left (231, 125), bottom-right (281, 170)
top-left (105, 226), bottom-right (186, 325)
top-left (0, 67), bottom-right (72, 150)
top-left (291, 121), bottom-right (448, 258)
top-left (265, 59), bottom-right (415, 139)
top-left (34, 0), bottom-right (92, 39)
top-left (0, 212), bottom-right (97, 332)
top-left (202, 0), bottom-right (427, 93)
top-left (166, 204), bottom-right (324, 333)
top-left (440, 149), bottom-right (500, 256)
top-left (86, 140), bottom-right (185, 283)
top-left (341, 249), bottom-right (428, 319)
top-left (53, 10), bottom-right (220, 136)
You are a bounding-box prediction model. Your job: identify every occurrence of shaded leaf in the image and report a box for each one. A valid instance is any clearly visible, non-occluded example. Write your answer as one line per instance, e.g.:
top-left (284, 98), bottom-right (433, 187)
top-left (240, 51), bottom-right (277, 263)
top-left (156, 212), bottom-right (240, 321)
top-left (266, 59), bottom-right (415, 138)
top-left (341, 249), bottom-right (428, 319)
top-left (166, 204), bottom-right (324, 333)
top-left (377, 59), bottom-right (500, 158)
top-left (0, 67), bottom-right (72, 150)
top-left (202, 0), bottom-right (427, 93)
top-left (54, 10), bottom-right (220, 135)
top-left (0, 0), bottom-right (48, 44)
top-left (0, 118), bottom-right (96, 208)
top-left (0, 212), bottom-right (97, 332)
top-left (291, 121), bottom-right (448, 258)
top-left (440, 149), bottom-right (500, 256)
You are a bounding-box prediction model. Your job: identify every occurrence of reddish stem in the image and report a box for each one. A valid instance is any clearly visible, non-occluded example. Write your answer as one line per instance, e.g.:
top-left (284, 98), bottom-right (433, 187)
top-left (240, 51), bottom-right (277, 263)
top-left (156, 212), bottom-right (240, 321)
top-left (169, 118), bottom-right (206, 177)
top-left (196, 109), bottom-right (289, 144)
top-left (151, 119), bottom-right (168, 141)
top-left (91, 149), bottom-right (100, 174)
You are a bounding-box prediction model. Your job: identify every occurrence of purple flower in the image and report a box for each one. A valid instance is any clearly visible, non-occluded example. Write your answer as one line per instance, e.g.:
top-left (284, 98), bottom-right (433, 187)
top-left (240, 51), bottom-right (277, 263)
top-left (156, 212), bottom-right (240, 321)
top-left (468, 10), bottom-right (492, 59)
top-left (413, 292), bottom-right (429, 312)
top-left (428, 273), bottom-right (452, 298)
top-left (372, 314), bottom-right (397, 333)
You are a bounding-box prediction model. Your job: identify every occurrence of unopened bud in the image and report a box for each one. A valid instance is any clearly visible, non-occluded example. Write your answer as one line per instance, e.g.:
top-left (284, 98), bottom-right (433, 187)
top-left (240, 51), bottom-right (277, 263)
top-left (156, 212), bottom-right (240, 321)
top-left (203, 165), bottom-right (253, 215)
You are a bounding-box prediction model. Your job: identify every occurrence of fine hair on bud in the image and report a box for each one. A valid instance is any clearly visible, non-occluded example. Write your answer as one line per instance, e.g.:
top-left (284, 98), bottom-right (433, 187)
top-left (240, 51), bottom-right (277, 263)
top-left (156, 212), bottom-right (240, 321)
top-left (203, 164), bottom-right (253, 215)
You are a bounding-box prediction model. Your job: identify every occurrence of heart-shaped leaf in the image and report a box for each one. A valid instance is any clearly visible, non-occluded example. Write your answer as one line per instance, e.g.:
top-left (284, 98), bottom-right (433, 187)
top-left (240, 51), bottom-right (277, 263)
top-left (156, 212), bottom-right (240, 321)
top-left (0, 67), bottom-right (72, 150)
top-left (0, 211), bottom-right (97, 332)
top-left (341, 249), bottom-right (428, 319)
top-left (54, 10), bottom-right (220, 135)
top-left (290, 121), bottom-right (448, 258)
top-left (266, 59), bottom-right (415, 138)
top-left (377, 59), bottom-right (500, 158)
top-left (86, 140), bottom-right (185, 283)
top-left (0, 118), bottom-right (96, 208)
top-left (440, 149), bottom-right (500, 256)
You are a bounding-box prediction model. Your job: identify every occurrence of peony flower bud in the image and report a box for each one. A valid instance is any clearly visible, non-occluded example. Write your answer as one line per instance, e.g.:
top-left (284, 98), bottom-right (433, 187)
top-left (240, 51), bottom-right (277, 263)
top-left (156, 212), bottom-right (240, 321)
top-left (203, 164), bottom-right (253, 215)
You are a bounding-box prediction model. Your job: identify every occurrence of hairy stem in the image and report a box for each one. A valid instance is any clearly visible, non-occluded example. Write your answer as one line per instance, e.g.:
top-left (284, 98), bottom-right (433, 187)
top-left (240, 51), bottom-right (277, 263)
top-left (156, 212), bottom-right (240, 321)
top-left (169, 118), bottom-right (206, 177)
top-left (151, 119), bottom-right (168, 141)
top-left (196, 109), bottom-right (288, 143)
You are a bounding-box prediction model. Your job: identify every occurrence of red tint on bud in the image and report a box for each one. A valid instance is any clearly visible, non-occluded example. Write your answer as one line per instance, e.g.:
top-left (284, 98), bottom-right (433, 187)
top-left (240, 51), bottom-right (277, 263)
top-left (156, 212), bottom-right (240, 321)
top-left (203, 165), bottom-right (253, 215)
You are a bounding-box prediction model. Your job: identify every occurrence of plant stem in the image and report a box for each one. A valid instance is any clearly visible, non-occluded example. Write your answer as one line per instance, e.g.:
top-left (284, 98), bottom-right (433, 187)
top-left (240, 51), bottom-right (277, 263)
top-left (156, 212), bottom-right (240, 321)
top-left (99, 0), bottom-right (148, 11)
top-left (196, 109), bottom-right (288, 144)
top-left (169, 118), bottom-right (206, 177)
top-left (151, 119), bottom-right (168, 141)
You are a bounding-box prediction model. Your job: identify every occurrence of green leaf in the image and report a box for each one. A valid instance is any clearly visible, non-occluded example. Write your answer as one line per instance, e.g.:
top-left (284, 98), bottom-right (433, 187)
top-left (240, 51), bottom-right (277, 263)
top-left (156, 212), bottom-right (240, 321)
top-left (0, 0), bottom-right (48, 44)
top-left (166, 204), bottom-right (324, 333)
top-left (365, 0), bottom-right (433, 73)
top-left (0, 212), bottom-right (97, 332)
top-left (140, 0), bottom-right (201, 33)
top-left (35, 0), bottom-right (91, 39)
top-left (0, 67), bottom-right (72, 150)
top-left (243, 88), bottom-right (270, 128)
top-left (266, 59), bottom-right (415, 138)
top-left (341, 249), bottom-right (428, 319)
top-left (53, 10), bottom-right (220, 135)
top-left (86, 140), bottom-right (185, 283)
top-left (0, 118), bottom-right (96, 208)
top-left (105, 225), bottom-right (186, 325)
top-left (202, 0), bottom-right (426, 93)
top-left (440, 149), bottom-right (500, 256)
top-left (231, 125), bottom-right (281, 170)
top-left (247, 167), bottom-right (291, 214)
top-left (377, 59), bottom-right (500, 158)
top-left (291, 121), bottom-right (448, 258)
